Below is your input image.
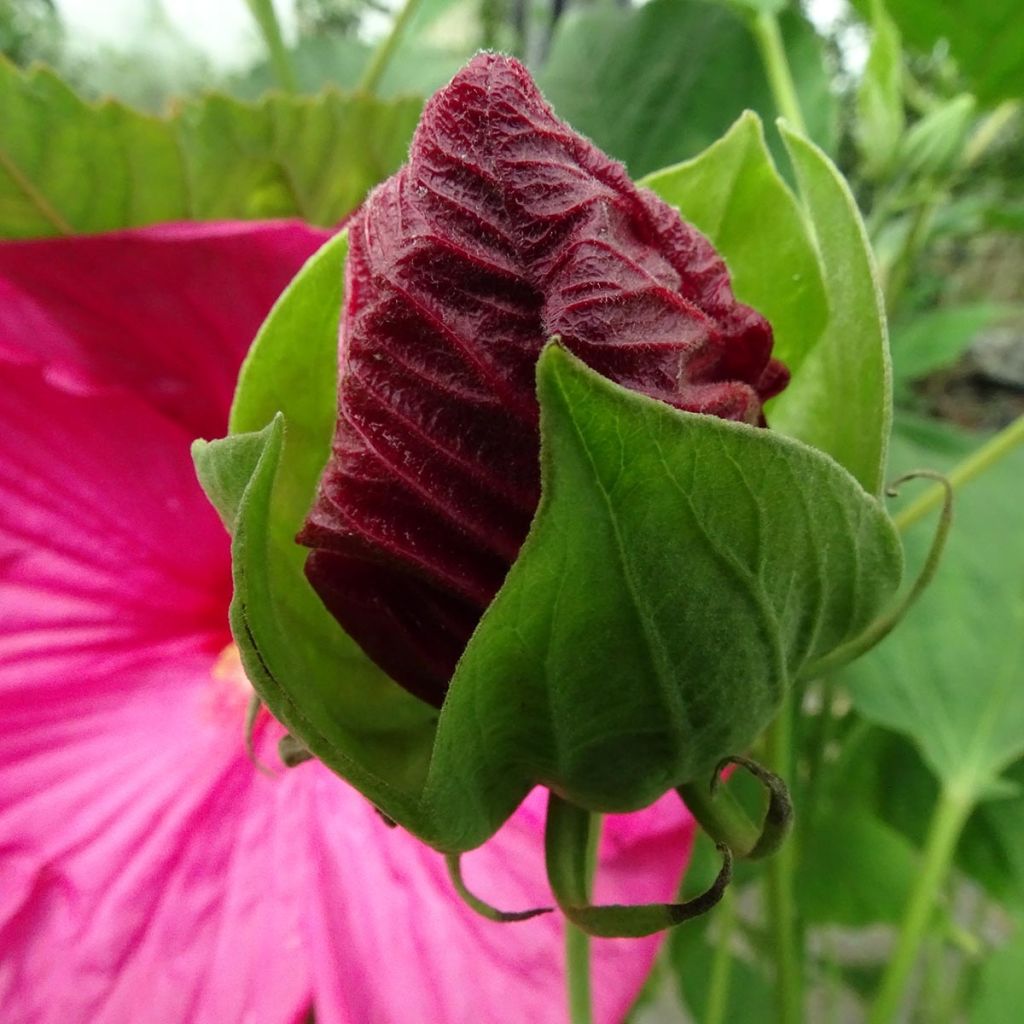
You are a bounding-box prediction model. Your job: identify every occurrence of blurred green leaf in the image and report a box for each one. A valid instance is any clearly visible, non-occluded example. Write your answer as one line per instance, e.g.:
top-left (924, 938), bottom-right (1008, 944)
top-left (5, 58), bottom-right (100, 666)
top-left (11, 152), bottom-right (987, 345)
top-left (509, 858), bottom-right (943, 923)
top-left (870, 0), bottom-right (1024, 105)
top-left (539, 0), bottom-right (836, 178)
top-left (971, 923), bottom-right (1024, 1023)
top-left (856, 0), bottom-right (904, 179)
top-left (671, 910), bottom-right (774, 1024)
top-left (890, 303), bottom-right (1017, 389)
top-left (0, 59), bottom-right (421, 238)
top-left (845, 418), bottom-right (1024, 798)
top-left (800, 806), bottom-right (920, 925)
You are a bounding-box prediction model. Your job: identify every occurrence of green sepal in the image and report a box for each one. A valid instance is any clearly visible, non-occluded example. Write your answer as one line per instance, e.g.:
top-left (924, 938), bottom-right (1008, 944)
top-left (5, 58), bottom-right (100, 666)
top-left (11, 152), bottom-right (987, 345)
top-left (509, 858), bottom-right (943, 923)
top-left (641, 112), bottom-right (893, 497)
top-left (543, 793), bottom-right (732, 938)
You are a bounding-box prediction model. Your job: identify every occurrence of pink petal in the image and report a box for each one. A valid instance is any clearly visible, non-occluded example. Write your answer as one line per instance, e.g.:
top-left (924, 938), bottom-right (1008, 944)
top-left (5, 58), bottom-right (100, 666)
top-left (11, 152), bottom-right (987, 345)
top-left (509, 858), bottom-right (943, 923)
top-left (303, 780), bottom-right (693, 1024)
top-left (0, 359), bottom-right (230, 684)
top-left (0, 646), bottom-right (314, 1024)
top-left (0, 220), bottom-right (329, 437)
top-left (0, 222), bottom-right (695, 1024)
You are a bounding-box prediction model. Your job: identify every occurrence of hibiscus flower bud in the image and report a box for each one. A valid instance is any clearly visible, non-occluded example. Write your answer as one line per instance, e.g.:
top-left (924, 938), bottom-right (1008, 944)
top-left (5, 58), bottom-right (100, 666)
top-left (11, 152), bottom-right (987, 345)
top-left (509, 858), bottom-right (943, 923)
top-left (298, 53), bottom-right (789, 707)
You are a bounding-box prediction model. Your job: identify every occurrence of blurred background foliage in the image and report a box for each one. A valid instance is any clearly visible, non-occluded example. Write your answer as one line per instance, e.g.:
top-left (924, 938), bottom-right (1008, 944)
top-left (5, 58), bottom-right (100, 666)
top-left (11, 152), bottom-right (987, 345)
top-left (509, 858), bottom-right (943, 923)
top-left (2, 1), bottom-right (1022, 1021)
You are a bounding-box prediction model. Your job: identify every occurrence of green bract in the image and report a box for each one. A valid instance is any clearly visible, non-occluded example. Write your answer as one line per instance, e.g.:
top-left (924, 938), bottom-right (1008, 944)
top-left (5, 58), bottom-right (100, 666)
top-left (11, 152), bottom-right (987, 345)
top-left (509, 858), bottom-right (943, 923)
top-left (194, 114), bottom-right (903, 856)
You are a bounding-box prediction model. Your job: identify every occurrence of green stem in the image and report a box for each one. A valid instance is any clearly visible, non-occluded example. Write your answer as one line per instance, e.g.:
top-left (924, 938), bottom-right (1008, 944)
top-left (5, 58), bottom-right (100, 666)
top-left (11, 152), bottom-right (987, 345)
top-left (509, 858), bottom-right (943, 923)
top-left (764, 697), bottom-right (802, 1024)
top-left (705, 885), bottom-right (737, 1024)
top-left (800, 676), bottom-right (836, 840)
top-left (565, 812), bottom-right (600, 1024)
top-left (867, 784), bottom-right (973, 1024)
top-left (677, 776), bottom-right (761, 856)
top-left (358, 0), bottom-right (425, 94)
top-left (750, 11), bottom-right (808, 137)
top-left (244, 0), bottom-right (297, 92)
top-left (893, 414), bottom-right (1024, 533)
top-left (883, 196), bottom-right (938, 316)
top-left (963, 100), bottom-right (1021, 168)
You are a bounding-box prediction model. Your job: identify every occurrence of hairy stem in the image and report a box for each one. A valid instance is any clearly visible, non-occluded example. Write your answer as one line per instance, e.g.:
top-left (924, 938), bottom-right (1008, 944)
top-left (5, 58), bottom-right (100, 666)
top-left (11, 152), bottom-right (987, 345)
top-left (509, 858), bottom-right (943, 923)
top-left (750, 12), bottom-right (808, 137)
top-left (565, 812), bottom-right (600, 1024)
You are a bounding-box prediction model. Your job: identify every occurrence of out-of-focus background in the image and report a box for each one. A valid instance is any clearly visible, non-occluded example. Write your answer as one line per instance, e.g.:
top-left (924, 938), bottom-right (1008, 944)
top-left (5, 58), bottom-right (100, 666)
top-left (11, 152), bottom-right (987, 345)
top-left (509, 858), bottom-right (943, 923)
top-left (3, 2), bottom-right (1022, 1022)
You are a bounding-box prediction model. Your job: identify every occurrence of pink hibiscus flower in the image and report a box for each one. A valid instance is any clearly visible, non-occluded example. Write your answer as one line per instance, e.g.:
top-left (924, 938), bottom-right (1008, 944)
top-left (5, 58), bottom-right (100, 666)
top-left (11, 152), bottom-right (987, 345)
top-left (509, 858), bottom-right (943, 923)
top-left (0, 221), bottom-right (695, 1024)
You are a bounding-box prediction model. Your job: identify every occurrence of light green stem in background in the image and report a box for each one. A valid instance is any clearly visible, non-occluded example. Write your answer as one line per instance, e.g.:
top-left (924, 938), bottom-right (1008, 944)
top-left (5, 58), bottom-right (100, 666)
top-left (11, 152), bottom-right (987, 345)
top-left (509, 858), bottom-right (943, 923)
top-left (358, 0), bottom-right (426, 94)
top-left (704, 885), bottom-right (737, 1024)
top-left (765, 696), bottom-right (802, 1024)
top-left (244, 0), bottom-right (297, 92)
top-left (566, 813), bottom-right (601, 1024)
top-left (963, 100), bottom-right (1021, 167)
top-left (883, 197), bottom-right (938, 316)
top-left (867, 784), bottom-right (973, 1024)
top-left (750, 12), bottom-right (809, 137)
top-left (893, 414), bottom-right (1024, 533)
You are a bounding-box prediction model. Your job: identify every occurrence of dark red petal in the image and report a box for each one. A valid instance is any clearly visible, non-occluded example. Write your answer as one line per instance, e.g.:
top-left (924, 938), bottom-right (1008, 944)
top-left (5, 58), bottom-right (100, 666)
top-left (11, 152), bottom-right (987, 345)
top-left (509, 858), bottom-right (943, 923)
top-left (300, 54), bottom-right (788, 705)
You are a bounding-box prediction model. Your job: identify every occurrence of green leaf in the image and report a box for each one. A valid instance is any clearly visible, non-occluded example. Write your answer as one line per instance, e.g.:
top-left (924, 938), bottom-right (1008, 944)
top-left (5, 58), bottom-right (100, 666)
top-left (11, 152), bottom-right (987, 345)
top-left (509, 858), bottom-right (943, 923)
top-left (845, 419), bottom-right (1024, 798)
top-left (670, 899), bottom-right (774, 1024)
top-left (639, 112), bottom-right (827, 403)
top-left (800, 806), bottom-right (919, 926)
top-left (776, 124), bottom-right (893, 495)
top-left (422, 345), bottom-right (902, 849)
top-left (856, 0), bottom-right (905, 179)
top-left (193, 233), bottom-right (438, 822)
top-left (972, 924), bottom-right (1024, 1024)
top-left (866, 0), bottom-right (1024, 105)
top-left (890, 303), bottom-right (1017, 389)
top-left (960, 760), bottom-right (1024, 909)
top-left (538, 0), bottom-right (836, 178)
top-left (0, 58), bottom-right (420, 238)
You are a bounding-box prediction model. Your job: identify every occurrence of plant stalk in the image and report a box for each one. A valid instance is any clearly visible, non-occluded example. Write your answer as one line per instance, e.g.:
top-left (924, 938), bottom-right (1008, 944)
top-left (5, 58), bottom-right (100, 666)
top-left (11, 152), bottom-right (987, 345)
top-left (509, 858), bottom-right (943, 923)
top-left (893, 414), bottom-right (1024, 533)
top-left (867, 784), bottom-right (973, 1024)
top-left (565, 812), bottom-right (601, 1024)
top-left (358, 0), bottom-right (426, 94)
top-left (750, 12), bottom-right (808, 137)
top-left (765, 695), bottom-right (802, 1024)
top-left (705, 885), bottom-right (737, 1024)
top-left (244, 0), bottom-right (297, 92)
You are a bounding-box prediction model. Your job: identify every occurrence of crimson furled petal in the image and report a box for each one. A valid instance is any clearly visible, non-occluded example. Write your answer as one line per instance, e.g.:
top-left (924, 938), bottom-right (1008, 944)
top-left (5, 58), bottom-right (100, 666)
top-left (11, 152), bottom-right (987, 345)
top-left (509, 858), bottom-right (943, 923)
top-left (0, 220), bottom-right (329, 439)
top-left (300, 54), bottom-right (789, 706)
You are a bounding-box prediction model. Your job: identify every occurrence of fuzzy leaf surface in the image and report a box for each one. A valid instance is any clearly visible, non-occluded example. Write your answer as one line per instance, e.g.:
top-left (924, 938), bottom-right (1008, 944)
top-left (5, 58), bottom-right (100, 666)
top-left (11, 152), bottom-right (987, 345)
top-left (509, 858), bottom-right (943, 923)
top-left (194, 233), bottom-right (438, 821)
top-left (421, 345), bottom-right (902, 848)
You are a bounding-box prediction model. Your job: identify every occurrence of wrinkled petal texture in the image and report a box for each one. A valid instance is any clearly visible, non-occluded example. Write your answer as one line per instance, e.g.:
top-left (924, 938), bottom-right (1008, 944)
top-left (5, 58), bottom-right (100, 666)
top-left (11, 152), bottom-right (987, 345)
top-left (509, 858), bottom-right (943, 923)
top-left (0, 222), bottom-right (695, 1024)
top-left (300, 54), bottom-right (789, 705)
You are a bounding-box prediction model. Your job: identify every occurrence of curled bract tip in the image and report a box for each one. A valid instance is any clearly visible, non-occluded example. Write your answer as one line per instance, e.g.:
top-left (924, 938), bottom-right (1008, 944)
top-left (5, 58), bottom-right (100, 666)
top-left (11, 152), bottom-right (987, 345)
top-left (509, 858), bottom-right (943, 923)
top-left (446, 853), bottom-right (554, 923)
